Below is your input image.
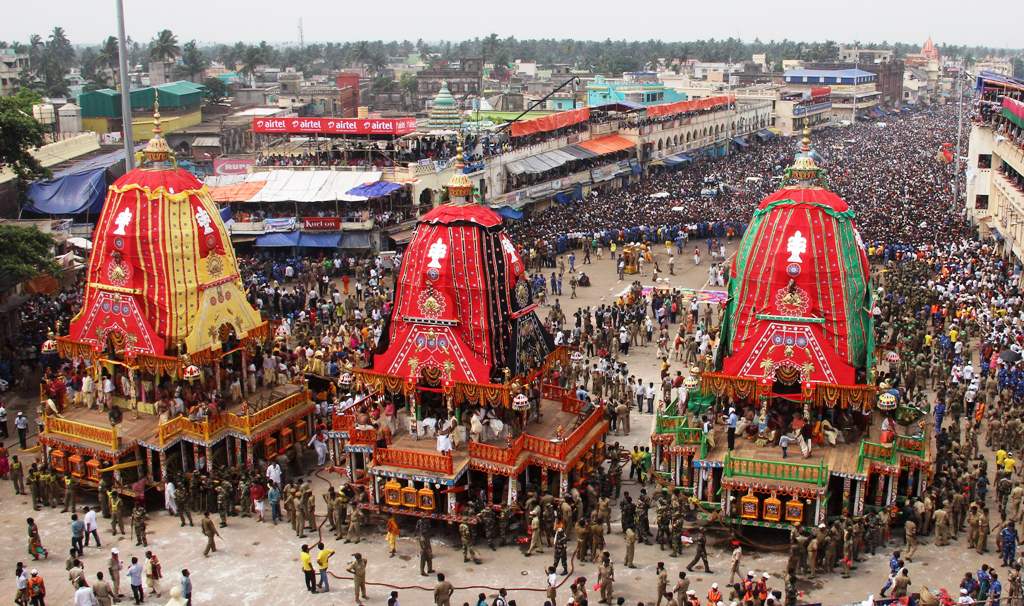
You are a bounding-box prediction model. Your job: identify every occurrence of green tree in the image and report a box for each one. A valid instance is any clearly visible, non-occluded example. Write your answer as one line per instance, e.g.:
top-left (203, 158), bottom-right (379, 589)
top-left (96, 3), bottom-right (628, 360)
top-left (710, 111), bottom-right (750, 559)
top-left (203, 76), bottom-right (228, 103)
top-left (150, 29), bottom-right (180, 63)
top-left (79, 47), bottom-right (110, 89)
top-left (0, 89), bottom-right (48, 201)
top-left (1013, 58), bottom-right (1024, 79)
top-left (26, 34), bottom-right (44, 69)
top-left (239, 45), bottom-right (264, 86)
top-left (97, 36), bottom-right (120, 89)
top-left (0, 225), bottom-right (58, 291)
top-left (178, 40), bottom-right (208, 81)
top-left (399, 72), bottom-right (417, 96)
top-left (46, 27), bottom-right (75, 70)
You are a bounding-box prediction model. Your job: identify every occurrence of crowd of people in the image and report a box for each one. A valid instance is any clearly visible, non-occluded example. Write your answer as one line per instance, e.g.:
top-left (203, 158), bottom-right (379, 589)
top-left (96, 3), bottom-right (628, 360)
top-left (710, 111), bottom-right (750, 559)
top-left (15, 96), bottom-right (1024, 606)
top-left (507, 107), bottom-right (967, 259)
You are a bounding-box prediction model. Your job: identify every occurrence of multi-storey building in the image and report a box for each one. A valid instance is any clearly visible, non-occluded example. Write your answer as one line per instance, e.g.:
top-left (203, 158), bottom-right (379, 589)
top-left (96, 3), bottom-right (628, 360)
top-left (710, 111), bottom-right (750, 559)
top-left (586, 72), bottom-right (688, 107)
top-left (967, 72), bottom-right (1024, 263)
top-left (0, 48), bottom-right (28, 96)
top-left (784, 68), bottom-right (880, 121)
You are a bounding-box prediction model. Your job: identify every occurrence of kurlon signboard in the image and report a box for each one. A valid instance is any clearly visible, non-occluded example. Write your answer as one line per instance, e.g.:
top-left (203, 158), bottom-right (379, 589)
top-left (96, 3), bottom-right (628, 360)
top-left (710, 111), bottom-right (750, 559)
top-left (252, 117), bottom-right (418, 136)
top-left (301, 217), bottom-right (342, 231)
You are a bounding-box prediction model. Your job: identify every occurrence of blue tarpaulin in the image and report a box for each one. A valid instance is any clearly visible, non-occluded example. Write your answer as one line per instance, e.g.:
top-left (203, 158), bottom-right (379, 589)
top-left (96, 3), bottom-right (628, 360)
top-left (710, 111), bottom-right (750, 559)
top-left (298, 232), bottom-right (341, 248)
top-left (554, 192), bottom-right (572, 205)
top-left (219, 207), bottom-right (232, 222)
top-left (755, 129), bottom-right (775, 142)
top-left (496, 206), bottom-right (524, 220)
top-left (51, 144), bottom-right (143, 180)
top-left (731, 136), bottom-right (749, 148)
top-left (255, 231), bottom-right (300, 247)
top-left (24, 168), bottom-right (108, 215)
top-left (345, 181), bottom-right (403, 198)
top-left (340, 231), bottom-right (372, 249)
top-left (663, 153), bottom-right (694, 167)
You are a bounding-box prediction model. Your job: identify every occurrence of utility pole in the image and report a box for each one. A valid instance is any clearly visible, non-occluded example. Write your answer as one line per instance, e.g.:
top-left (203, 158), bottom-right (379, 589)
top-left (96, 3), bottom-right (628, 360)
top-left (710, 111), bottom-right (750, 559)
top-left (115, 0), bottom-right (134, 170)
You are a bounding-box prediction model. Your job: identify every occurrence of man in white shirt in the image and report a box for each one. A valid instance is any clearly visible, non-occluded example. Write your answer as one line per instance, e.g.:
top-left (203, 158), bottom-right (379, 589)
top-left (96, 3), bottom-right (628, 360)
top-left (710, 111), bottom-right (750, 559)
top-left (81, 374), bottom-right (95, 409)
top-left (74, 578), bottom-right (98, 606)
top-left (83, 506), bottom-right (101, 547)
top-left (102, 375), bottom-right (115, 410)
top-left (266, 461), bottom-right (282, 486)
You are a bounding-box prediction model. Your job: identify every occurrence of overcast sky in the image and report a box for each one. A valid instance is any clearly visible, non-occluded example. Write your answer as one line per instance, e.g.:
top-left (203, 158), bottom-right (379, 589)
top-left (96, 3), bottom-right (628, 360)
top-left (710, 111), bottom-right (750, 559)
top-left (2, 0), bottom-right (1020, 50)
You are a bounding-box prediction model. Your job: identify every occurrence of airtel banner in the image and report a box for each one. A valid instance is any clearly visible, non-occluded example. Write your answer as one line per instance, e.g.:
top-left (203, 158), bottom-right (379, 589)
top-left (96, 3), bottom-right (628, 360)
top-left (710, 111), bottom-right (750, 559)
top-left (213, 157), bottom-right (255, 175)
top-left (252, 117), bottom-right (418, 136)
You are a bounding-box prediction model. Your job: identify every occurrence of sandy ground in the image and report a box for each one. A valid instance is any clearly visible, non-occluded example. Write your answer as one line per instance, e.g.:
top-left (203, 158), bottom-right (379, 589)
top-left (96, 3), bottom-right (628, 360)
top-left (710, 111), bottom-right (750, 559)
top-left (0, 243), bottom-right (1007, 606)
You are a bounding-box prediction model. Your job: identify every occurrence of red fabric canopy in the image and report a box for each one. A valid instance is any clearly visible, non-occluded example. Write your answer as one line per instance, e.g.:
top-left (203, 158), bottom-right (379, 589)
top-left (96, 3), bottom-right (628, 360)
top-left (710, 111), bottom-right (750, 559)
top-left (721, 186), bottom-right (870, 388)
top-left (757, 187), bottom-right (849, 212)
top-left (576, 134), bottom-right (635, 155)
top-left (419, 203), bottom-right (502, 228)
top-left (67, 163), bottom-right (261, 357)
top-left (645, 95), bottom-right (734, 119)
top-left (510, 108), bottom-right (590, 138)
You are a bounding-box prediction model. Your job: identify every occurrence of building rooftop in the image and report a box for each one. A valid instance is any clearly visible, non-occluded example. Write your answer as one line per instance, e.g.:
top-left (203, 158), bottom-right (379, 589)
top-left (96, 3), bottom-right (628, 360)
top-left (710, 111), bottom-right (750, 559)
top-left (784, 68), bottom-right (876, 79)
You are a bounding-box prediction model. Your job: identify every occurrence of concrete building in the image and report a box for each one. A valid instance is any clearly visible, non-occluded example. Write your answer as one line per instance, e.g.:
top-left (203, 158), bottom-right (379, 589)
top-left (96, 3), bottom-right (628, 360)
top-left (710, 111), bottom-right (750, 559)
top-left (974, 58), bottom-right (1014, 77)
top-left (806, 61), bottom-right (904, 109)
top-left (586, 72), bottom-right (687, 107)
top-left (903, 70), bottom-right (929, 105)
top-left (0, 48), bottom-right (28, 96)
top-left (784, 68), bottom-right (880, 121)
top-left (774, 90), bottom-right (833, 136)
top-left (416, 58), bottom-right (483, 110)
top-left (966, 72), bottom-right (1024, 262)
top-left (838, 47), bottom-right (894, 64)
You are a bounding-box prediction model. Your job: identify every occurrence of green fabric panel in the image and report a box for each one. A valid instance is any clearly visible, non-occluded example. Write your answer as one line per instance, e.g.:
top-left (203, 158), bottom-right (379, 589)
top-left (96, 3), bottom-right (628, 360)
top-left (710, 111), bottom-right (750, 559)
top-left (723, 211), bottom-right (768, 354)
top-left (836, 220), bottom-right (870, 368)
top-left (865, 287), bottom-right (876, 381)
top-left (752, 198), bottom-right (858, 222)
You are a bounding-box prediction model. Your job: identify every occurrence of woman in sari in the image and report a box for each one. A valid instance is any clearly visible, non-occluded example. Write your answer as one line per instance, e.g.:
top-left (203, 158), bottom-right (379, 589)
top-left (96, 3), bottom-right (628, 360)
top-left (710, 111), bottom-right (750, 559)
top-left (0, 442), bottom-right (10, 479)
top-left (26, 518), bottom-right (46, 560)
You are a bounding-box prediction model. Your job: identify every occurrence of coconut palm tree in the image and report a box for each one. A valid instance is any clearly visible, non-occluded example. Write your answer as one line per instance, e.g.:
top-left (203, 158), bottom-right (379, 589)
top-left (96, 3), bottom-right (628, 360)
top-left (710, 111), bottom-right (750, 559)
top-left (47, 27), bottom-right (75, 70)
top-left (178, 40), bottom-right (207, 82)
top-left (150, 29), bottom-right (180, 63)
top-left (239, 45), bottom-right (264, 86)
top-left (98, 36), bottom-right (120, 88)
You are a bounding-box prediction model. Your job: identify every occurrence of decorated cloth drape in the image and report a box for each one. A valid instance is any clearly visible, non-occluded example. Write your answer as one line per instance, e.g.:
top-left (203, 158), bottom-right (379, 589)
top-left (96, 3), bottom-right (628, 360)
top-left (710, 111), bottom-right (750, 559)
top-left (1002, 97), bottom-right (1024, 130)
top-left (717, 186), bottom-right (874, 387)
top-left (67, 166), bottom-right (263, 357)
top-left (510, 108), bottom-right (590, 138)
top-left (645, 95), bottom-right (734, 119)
top-left (373, 203), bottom-right (554, 385)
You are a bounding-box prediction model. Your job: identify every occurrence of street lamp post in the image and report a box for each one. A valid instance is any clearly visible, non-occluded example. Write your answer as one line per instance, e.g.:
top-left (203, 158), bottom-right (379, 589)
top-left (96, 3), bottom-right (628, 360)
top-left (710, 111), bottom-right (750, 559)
top-left (116, 0), bottom-right (135, 170)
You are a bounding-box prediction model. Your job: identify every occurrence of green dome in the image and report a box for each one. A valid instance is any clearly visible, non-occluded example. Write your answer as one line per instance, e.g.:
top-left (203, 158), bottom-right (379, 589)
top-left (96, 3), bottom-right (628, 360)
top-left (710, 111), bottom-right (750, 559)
top-left (428, 81), bottom-right (463, 131)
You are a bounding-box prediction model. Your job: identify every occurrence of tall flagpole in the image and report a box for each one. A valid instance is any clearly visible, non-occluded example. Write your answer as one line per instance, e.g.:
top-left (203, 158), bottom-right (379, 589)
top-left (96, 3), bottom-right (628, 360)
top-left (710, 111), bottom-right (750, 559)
top-left (116, 0), bottom-right (135, 169)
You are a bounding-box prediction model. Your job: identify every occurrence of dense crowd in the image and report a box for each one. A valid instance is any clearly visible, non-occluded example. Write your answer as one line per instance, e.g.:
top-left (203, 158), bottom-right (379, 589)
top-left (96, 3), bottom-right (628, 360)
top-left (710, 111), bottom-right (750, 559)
top-left (508, 107), bottom-right (968, 258)
top-left (17, 96), bottom-right (1024, 606)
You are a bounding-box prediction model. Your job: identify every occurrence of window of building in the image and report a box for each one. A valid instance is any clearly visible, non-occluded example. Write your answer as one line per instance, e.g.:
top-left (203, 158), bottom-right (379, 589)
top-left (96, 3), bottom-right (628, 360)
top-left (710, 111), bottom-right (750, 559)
top-left (978, 154), bottom-right (992, 169)
top-left (975, 194), bottom-right (989, 210)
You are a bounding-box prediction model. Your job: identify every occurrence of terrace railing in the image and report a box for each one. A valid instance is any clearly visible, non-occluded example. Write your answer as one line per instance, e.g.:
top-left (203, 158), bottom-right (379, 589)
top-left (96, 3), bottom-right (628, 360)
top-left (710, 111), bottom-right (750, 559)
top-left (723, 452), bottom-right (828, 487)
